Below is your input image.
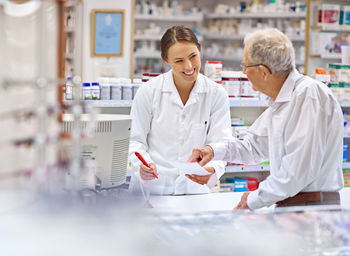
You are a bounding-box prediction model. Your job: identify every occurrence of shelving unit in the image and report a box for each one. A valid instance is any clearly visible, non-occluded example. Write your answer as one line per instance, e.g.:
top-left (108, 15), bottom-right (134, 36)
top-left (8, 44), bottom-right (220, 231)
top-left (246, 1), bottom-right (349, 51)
top-left (132, 0), bottom-right (307, 74)
top-left (62, 1), bottom-right (83, 79)
top-left (134, 13), bottom-right (203, 22)
top-left (206, 12), bottom-right (306, 19)
top-left (306, 0), bottom-right (350, 75)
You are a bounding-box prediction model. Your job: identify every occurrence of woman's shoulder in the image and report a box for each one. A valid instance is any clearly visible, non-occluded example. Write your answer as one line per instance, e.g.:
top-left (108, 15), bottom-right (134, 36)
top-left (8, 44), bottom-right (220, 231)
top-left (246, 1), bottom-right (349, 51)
top-left (199, 73), bottom-right (227, 96)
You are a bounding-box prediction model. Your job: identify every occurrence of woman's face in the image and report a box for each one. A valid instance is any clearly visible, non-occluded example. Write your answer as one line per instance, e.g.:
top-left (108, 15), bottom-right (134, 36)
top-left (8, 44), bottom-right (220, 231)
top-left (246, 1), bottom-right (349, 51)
top-left (164, 41), bottom-right (201, 87)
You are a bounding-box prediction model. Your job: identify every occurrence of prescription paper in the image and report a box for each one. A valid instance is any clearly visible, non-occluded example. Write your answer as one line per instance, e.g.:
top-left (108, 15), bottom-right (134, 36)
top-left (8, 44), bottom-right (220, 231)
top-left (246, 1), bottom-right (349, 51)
top-left (172, 162), bottom-right (209, 176)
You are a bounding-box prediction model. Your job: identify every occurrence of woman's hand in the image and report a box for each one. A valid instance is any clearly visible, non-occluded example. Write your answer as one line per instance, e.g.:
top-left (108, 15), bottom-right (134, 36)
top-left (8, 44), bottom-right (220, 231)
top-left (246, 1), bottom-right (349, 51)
top-left (185, 166), bottom-right (215, 185)
top-left (139, 162), bottom-right (158, 181)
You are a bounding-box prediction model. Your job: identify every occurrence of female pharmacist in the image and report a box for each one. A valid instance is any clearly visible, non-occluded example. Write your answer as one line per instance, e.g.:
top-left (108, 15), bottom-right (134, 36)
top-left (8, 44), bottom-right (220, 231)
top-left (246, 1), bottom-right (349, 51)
top-left (128, 26), bottom-right (232, 195)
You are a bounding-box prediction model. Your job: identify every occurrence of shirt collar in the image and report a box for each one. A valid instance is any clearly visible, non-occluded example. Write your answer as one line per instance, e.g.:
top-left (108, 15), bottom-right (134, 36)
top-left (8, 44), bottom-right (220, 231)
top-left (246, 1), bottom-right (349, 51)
top-left (162, 70), bottom-right (207, 93)
top-left (274, 69), bottom-right (302, 103)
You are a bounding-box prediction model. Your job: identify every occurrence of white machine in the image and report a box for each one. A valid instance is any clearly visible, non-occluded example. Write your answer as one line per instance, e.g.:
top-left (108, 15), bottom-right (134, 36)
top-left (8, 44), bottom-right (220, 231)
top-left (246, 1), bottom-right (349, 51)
top-left (62, 114), bottom-right (131, 189)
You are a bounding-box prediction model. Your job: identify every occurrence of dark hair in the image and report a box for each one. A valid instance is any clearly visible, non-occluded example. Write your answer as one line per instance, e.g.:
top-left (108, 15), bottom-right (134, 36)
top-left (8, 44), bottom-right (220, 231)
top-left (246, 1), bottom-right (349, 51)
top-left (160, 26), bottom-right (201, 60)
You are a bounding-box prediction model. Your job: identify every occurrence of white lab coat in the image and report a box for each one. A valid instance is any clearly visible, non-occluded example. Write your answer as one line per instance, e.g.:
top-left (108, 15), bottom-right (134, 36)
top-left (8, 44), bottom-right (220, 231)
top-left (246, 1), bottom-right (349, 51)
top-left (211, 69), bottom-right (344, 209)
top-left (129, 70), bottom-right (232, 195)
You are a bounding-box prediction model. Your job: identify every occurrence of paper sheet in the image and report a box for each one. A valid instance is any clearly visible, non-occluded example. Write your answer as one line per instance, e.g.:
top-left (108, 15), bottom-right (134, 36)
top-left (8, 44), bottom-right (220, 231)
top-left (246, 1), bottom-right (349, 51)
top-left (172, 162), bottom-right (209, 176)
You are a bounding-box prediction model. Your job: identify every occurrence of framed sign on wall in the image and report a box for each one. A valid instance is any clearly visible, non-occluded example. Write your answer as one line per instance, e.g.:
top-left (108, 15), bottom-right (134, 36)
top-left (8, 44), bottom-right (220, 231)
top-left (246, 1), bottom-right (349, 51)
top-left (91, 9), bottom-right (124, 57)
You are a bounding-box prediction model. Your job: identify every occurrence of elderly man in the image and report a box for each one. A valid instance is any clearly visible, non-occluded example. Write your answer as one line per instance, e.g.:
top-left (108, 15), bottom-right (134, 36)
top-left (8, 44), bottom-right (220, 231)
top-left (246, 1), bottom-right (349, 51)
top-left (188, 28), bottom-right (344, 210)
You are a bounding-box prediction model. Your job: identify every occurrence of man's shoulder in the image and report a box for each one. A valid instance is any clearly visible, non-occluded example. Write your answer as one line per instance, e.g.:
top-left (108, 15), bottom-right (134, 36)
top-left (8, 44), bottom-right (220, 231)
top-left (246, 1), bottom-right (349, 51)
top-left (294, 75), bottom-right (332, 100)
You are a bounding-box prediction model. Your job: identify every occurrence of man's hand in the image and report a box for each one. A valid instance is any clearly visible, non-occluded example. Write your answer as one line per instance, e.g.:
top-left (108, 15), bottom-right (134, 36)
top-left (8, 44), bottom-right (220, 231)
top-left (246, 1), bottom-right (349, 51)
top-left (185, 166), bottom-right (215, 185)
top-left (234, 192), bottom-right (251, 210)
top-left (139, 162), bottom-right (158, 181)
top-left (187, 145), bottom-right (214, 167)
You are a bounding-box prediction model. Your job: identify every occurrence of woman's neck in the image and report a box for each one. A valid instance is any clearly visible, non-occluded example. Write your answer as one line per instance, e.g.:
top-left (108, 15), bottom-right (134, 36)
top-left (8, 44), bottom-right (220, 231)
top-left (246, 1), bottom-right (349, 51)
top-left (173, 76), bottom-right (196, 105)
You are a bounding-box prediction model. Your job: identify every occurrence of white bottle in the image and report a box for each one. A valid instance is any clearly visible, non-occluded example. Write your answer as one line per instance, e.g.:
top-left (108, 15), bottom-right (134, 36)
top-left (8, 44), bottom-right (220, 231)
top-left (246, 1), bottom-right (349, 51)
top-left (91, 82), bottom-right (100, 100)
top-left (122, 78), bottom-right (133, 100)
top-left (65, 77), bottom-right (73, 100)
top-left (111, 78), bottom-right (122, 100)
top-left (82, 82), bottom-right (91, 100)
top-left (99, 77), bottom-right (111, 100)
top-left (132, 78), bottom-right (142, 99)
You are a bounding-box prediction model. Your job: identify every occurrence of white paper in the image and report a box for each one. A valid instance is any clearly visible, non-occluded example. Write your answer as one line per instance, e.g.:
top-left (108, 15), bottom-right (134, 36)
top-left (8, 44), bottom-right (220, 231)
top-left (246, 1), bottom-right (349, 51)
top-left (172, 161), bottom-right (209, 176)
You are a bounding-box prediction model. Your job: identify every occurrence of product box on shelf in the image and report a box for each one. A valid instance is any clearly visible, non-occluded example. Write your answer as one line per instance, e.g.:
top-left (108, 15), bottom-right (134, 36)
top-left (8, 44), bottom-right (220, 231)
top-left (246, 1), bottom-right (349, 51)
top-left (225, 177), bottom-right (259, 192)
top-left (204, 60), bottom-right (222, 83)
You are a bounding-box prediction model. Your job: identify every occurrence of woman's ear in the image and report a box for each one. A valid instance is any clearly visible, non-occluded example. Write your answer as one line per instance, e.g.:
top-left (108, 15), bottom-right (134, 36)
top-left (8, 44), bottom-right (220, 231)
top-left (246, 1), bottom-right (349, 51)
top-left (163, 58), bottom-right (169, 65)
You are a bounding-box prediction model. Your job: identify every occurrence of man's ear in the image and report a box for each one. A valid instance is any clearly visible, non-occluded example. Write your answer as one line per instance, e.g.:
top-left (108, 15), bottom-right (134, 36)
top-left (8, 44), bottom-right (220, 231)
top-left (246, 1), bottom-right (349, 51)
top-left (260, 66), bottom-right (270, 80)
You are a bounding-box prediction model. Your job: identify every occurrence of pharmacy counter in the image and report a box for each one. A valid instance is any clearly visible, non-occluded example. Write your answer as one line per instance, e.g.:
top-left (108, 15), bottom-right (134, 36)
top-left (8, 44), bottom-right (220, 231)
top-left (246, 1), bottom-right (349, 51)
top-left (149, 188), bottom-right (350, 213)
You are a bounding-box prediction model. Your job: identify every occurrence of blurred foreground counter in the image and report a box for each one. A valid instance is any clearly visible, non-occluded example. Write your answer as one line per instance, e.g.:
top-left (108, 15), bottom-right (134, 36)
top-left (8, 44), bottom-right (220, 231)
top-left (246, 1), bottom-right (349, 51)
top-left (1, 188), bottom-right (350, 256)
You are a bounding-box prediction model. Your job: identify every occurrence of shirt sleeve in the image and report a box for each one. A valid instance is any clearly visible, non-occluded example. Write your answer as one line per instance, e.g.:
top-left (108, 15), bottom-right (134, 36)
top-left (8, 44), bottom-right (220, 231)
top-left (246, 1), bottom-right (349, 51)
top-left (129, 84), bottom-right (154, 170)
top-left (248, 94), bottom-right (331, 209)
top-left (210, 110), bottom-right (270, 165)
top-left (204, 85), bottom-right (232, 184)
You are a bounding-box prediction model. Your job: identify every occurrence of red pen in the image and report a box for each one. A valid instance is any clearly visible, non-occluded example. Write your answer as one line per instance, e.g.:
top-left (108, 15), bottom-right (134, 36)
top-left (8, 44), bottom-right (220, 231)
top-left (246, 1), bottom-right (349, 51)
top-left (134, 152), bottom-right (158, 179)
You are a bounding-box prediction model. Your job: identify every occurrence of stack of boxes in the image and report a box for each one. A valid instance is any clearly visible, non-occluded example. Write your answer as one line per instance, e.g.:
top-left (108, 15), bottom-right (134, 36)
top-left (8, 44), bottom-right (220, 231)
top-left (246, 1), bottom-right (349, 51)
top-left (328, 63), bottom-right (350, 103)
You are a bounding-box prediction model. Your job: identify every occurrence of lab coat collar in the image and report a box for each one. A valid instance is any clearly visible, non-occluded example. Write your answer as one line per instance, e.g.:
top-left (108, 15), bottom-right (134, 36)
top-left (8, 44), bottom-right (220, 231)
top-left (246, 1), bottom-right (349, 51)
top-left (274, 69), bottom-right (301, 103)
top-left (162, 70), bottom-right (207, 108)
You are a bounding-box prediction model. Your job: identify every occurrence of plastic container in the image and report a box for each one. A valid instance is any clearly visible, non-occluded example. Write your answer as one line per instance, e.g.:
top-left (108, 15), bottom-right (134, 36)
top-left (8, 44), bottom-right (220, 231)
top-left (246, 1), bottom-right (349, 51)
top-left (344, 141), bottom-right (348, 162)
top-left (122, 78), bottom-right (133, 100)
top-left (142, 73), bottom-right (150, 83)
top-left (91, 82), bottom-right (100, 100)
top-left (132, 78), bottom-right (142, 99)
top-left (110, 78), bottom-right (122, 100)
top-left (148, 73), bottom-right (161, 81)
top-left (204, 60), bottom-right (222, 83)
top-left (82, 82), bottom-right (91, 100)
top-left (65, 77), bottom-right (73, 100)
top-left (222, 71), bottom-right (241, 97)
top-left (99, 77), bottom-right (111, 100)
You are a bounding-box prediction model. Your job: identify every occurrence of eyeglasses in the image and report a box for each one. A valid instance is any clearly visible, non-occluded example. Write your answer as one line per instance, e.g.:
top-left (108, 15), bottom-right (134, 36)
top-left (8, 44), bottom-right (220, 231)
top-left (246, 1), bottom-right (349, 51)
top-left (240, 63), bottom-right (272, 74)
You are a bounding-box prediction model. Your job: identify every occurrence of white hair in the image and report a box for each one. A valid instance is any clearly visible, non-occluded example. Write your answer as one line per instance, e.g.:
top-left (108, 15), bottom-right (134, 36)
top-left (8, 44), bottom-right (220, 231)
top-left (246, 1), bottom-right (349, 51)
top-left (244, 28), bottom-right (295, 76)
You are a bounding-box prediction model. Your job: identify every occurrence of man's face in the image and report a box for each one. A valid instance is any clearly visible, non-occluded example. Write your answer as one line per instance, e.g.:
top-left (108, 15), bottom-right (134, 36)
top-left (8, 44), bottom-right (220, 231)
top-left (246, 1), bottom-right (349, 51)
top-left (242, 46), bottom-right (263, 93)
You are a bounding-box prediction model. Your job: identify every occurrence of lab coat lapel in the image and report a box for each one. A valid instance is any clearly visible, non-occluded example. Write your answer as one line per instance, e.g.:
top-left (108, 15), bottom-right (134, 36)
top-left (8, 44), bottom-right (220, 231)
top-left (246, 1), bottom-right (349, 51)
top-left (184, 74), bottom-right (206, 108)
top-left (162, 70), bottom-right (186, 108)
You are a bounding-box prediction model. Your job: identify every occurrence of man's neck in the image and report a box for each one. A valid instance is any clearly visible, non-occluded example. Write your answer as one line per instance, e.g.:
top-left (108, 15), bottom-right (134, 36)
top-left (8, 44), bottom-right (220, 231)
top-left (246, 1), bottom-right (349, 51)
top-left (268, 74), bottom-right (288, 100)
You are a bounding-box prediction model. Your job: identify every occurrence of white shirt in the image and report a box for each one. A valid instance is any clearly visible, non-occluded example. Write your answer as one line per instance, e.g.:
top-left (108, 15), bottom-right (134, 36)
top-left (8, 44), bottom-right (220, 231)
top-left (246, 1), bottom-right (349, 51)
top-left (129, 70), bottom-right (232, 195)
top-left (211, 70), bottom-right (344, 209)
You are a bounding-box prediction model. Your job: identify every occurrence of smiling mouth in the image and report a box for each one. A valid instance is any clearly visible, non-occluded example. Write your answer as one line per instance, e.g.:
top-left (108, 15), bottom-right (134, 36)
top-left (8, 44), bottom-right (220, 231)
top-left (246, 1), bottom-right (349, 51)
top-left (183, 69), bottom-right (195, 76)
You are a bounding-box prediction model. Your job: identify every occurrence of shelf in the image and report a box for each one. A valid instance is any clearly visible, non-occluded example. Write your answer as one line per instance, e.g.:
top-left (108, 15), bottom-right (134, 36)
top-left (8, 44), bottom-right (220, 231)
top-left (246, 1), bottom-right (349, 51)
top-left (204, 33), bottom-right (304, 42)
top-left (134, 34), bottom-right (203, 41)
top-left (229, 98), bottom-right (269, 107)
top-left (341, 101), bottom-right (350, 108)
top-left (65, 27), bottom-right (75, 33)
top-left (65, 99), bottom-right (270, 108)
top-left (227, 162), bottom-right (350, 172)
top-left (134, 52), bottom-right (161, 59)
top-left (134, 34), bottom-right (162, 41)
top-left (206, 12), bottom-right (306, 19)
top-left (134, 14), bottom-right (203, 22)
top-left (64, 100), bottom-right (133, 107)
top-left (203, 54), bottom-right (242, 62)
top-left (64, 1), bottom-right (76, 8)
top-left (226, 164), bottom-right (270, 173)
top-left (311, 25), bottom-right (350, 32)
top-left (65, 53), bottom-right (74, 60)
top-left (320, 54), bottom-right (341, 59)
